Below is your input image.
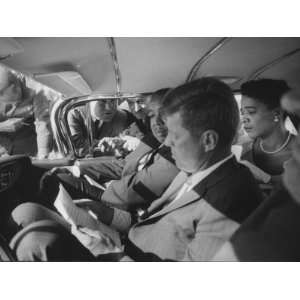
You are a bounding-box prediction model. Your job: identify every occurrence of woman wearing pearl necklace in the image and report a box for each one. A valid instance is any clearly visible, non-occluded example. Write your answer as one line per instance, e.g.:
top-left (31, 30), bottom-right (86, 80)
top-left (240, 79), bottom-right (295, 195)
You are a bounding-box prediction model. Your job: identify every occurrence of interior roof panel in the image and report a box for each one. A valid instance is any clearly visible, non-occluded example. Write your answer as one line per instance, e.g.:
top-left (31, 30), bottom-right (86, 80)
top-left (198, 37), bottom-right (300, 81)
top-left (115, 37), bottom-right (220, 93)
top-left (4, 37), bottom-right (117, 93)
top-left (2, 37), bottom-right (300, 96)
top-left (258, 52), bottom-right (300, 89)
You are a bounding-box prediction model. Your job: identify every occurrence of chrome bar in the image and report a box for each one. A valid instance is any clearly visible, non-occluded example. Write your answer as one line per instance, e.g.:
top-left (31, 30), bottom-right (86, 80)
top-left (248, 48), bottom-right (300, 80)
top-left (186, 37), bottom-right (232, 82)
top-left (106, 37), bottom-right (122, 95)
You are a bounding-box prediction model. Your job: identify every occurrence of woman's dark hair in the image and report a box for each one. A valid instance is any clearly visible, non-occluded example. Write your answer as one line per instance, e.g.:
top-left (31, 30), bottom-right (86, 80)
top-left (241, 79), bottom-right (290, 110)
top-left (161, 77), bottom-right (239, 147)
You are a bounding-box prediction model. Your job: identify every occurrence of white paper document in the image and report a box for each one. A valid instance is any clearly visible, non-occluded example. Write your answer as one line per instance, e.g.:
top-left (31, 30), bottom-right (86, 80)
top-left (54, 184), bottom-right (121, 248)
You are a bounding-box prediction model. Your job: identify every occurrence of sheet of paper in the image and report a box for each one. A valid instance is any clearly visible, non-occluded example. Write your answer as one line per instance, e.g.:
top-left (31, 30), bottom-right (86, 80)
top-left (54, 184), bottom-right (121, 247)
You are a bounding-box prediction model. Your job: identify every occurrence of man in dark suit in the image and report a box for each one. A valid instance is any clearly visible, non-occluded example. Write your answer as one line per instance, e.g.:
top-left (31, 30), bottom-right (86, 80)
top-left (9, 78), bottom-right (263, 261)
top-left (68, 98), bottom-right (146, 157)
top-left (38, 89), bottom-right (178, 212)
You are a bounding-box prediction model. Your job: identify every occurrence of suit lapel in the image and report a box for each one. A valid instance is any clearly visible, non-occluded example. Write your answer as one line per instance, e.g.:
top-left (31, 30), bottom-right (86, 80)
top-left (144, 171), bottom-right (188, 216)
top-left (141, 157), bottom-right (238, 222)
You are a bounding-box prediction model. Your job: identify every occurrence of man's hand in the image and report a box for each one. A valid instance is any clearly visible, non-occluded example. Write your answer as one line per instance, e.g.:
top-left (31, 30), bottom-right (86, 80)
top-left (71, 225), bottom-right (122, 256)
top-left (122, 135), bottom-right (140, 152)
top-left (95, 137), bottom-right (132, 158)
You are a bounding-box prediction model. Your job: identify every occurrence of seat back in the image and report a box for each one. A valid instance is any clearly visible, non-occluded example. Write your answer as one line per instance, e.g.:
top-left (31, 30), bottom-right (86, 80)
top-left (0, 234), bottom-right (16, 261)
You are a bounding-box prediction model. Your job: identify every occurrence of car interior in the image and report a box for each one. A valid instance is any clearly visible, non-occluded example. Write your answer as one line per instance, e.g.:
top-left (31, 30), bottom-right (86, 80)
top-left (0, 37), bottom-right (300, 261)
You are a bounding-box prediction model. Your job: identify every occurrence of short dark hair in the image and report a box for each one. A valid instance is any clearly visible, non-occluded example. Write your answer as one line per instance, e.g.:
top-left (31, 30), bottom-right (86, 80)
top-left (161, 77), bottom-right (239, 147)
top-left (241, 79), bottom-right (290, 110)
top-left (150, 88), bottom-right (170, 105)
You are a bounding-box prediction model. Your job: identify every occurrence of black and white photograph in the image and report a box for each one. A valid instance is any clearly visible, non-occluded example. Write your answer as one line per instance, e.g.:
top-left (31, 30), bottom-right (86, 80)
top-left (0, 1), bottom-right (300, 299)
top-left (1, 36), bottom-right (300, 262)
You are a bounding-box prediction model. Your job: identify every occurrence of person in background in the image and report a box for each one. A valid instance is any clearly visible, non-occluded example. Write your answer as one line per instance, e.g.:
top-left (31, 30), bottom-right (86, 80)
top-left (212, 89), bottom-right (300, 261)
top-left (9, 77), bottom-right (262, 261)
top-left (0, 66), bottom-right (53, 158)
top-left (68, 98), bottom-right (146, 157)
top-left (126, 96), bottom-right (151, 133)
top-left (36, 88), bottom-right (177, 209)
top-left (240, 79), bottom-right (294, 193)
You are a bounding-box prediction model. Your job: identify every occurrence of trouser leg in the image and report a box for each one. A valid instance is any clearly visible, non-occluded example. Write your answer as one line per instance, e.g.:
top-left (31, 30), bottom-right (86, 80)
top-left (38, 171), bottom-right (103, 206)
top-left (57, 173), bottom-right (103, 201)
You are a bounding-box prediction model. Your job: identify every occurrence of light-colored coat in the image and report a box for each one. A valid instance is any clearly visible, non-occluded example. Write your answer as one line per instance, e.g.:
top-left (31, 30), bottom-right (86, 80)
top-left (126, 158), bottom-right (263, 261)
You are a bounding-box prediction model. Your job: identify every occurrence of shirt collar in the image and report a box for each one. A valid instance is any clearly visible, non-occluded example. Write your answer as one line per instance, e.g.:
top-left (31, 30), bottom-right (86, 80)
top-left (185, 154), bottom-right (234, 191)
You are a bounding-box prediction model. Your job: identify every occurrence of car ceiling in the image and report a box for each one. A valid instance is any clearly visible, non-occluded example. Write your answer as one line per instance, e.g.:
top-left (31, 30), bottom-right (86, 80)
top-left (1, 37), bottom-right (300, 98)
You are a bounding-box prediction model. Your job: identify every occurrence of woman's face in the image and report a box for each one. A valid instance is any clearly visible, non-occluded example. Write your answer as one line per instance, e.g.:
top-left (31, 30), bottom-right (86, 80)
top-left (241, 95), bottom-right (279, 139)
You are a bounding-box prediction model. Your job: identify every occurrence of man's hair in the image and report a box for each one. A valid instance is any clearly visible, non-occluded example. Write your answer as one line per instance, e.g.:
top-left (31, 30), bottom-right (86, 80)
top-left (241, 79), bottom-right (290, 110)
top-left (161, 77), bottom-right (239, 147)
top-left (150, 88), bottom-right (170, 104)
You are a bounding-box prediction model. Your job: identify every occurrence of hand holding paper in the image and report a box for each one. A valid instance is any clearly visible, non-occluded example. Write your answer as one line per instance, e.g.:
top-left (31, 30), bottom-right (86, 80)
top-left (54, 184), bottom-right (122, 253)
top-left (71, 225), bottom-right (123, 256)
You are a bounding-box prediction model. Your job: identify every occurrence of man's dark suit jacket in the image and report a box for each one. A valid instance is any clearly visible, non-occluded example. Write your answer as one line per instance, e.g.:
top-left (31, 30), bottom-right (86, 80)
top-left (68, 107), bottom-right (143, 157)
top-left (229, 187), bottom-right (300, 261)
top-left (78, 134), bottom-right (180, 212)
top-left (124, 157), bottom-right (263, 261)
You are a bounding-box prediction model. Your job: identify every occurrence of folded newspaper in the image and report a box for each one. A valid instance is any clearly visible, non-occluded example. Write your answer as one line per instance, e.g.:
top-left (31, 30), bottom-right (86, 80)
top-left (54, 184), bottom-right (121, 248)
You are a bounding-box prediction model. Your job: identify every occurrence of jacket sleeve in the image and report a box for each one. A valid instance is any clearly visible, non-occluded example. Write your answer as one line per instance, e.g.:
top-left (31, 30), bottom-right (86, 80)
top-left (78, 157), bottom-right (126, 182)
top-left (67, 108), bottom-right (89, 157)
top-left (101, 154), bottom-right (179, 211)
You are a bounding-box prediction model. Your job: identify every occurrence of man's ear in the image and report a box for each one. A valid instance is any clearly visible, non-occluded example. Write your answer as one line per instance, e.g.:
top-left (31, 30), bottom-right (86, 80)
top-left (201, 130), bottom-right (219, 152)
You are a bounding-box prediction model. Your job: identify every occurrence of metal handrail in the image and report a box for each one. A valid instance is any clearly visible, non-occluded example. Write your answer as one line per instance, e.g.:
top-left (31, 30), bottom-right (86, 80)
top-left (186, 37), bottom-right (232, 82)
top-left (248, 48), bottom-right (300, 80)
top-left (106, 37), bottom-right (122, 95)
top-left (51, 93), bottom-right (148, 158)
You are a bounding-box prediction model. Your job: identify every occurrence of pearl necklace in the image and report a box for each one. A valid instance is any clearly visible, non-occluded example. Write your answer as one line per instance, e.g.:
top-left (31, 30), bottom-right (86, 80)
top-left (259, 132), bottom-right (291, 154)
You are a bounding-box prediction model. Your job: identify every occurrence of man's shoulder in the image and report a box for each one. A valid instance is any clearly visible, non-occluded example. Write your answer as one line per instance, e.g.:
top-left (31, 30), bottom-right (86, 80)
top-left (194, 158), bottom-right (262, 224)
top-left (68, 107), bottom-right (86, 120)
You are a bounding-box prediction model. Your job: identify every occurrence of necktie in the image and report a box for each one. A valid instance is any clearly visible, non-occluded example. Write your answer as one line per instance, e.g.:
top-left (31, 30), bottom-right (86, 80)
top-left (137, 147), bottom-right (160, 171)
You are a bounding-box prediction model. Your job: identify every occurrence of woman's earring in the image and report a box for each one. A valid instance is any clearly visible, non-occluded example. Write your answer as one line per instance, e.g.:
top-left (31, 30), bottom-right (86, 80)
top-left (274, 115), bottom-right (280, 122)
